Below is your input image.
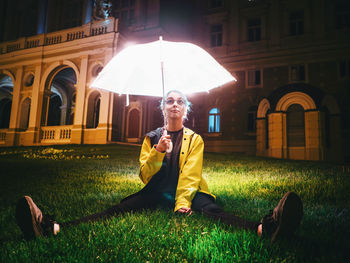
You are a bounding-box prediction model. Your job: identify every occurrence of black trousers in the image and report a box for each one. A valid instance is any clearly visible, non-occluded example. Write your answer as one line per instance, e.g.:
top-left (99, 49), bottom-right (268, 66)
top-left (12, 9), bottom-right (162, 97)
top-left (62, 192), bottom-right (258, 231)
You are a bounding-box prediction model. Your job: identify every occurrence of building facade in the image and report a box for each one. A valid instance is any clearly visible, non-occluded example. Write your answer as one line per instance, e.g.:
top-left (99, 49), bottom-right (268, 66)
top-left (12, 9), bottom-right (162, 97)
top-left (0, 0), bottom-right (349, 162)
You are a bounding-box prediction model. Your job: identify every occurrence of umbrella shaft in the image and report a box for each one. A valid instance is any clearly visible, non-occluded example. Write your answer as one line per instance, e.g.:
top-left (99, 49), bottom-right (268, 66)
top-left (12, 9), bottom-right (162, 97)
top-left (161, 60), bottom-right (167, 129)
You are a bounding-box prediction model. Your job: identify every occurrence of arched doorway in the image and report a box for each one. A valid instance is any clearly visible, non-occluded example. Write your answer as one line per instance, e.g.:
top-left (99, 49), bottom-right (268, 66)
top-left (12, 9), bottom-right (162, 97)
top-left (127, 108), bottom-right (140, 141)
top-left (0, 74), bottom-right (13, 129)
top-left (287, 104), bottom-right (305, 147)
top-left (43, 67), bottom-right (76, 126)
top-left (0, 98), bottom-right (12, 128)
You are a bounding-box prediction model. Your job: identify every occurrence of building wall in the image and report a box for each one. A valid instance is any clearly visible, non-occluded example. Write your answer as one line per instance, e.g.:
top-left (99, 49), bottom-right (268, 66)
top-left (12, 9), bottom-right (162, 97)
top-left (0, 0), bottom-right (349, 162)
top-left (0, 18), bottom-right (120, 146)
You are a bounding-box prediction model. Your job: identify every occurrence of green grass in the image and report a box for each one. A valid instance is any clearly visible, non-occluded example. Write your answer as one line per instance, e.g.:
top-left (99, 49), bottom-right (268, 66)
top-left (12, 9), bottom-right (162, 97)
top-left (0, 144), bottom-right (349, 262)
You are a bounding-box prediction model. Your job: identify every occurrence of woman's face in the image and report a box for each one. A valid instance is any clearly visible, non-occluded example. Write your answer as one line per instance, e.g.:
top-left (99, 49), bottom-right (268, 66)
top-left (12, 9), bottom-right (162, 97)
top-left (164, 91), bottom-right (187, 121)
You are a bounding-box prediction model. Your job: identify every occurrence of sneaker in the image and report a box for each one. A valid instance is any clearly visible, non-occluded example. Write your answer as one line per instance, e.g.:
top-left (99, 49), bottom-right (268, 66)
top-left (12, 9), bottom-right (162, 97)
top-left (15, 196), bottom-right (57, 240)
top-left (261, 191), bottom-right (303, 242)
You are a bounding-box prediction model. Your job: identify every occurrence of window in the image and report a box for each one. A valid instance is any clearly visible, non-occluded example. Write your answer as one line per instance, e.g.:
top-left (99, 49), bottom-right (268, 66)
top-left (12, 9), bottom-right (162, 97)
top-left (290, 65), bottom-right (306, 82)
top-left (247, 106), bottom-right (257, 132)
top-left (210, 24), bottom-right (223, 47)
top-left (93, 97), bottom-right (101, 129)
top-left (113, 0), bottom-right (135, 25)
top-left (248, 70), bottom-right (261, 86)
top-left (289, 10), bottom-right (304, 36)
top-left (209, 0), bottom-right (223, 9)
top-left (208, 108), bottom-right (220, 132)
top-left (335, 4), bottom-right (350, 29)
top-left (63, 0), bottom-right (83, 29)
top-left (287, 104), bottom-right (305, 147)
top-left (339, 60), bottom-right (350, 78)
top-left (247, 18), bottom-right (261, 41)
top-left (240, 0), bottom-right (264, 8)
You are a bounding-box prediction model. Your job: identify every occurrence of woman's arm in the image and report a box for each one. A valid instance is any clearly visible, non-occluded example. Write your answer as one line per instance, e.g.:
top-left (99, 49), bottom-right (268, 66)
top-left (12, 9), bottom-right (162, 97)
top-left (139, 136), bottom-right (166, 184)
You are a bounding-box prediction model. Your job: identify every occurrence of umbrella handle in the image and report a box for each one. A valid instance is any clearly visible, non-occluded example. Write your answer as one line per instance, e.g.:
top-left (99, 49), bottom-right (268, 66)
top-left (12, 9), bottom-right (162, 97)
top-left (166, 141), bottom-right (173, 153)
top-left (163, 128), bottom-right (173, 153)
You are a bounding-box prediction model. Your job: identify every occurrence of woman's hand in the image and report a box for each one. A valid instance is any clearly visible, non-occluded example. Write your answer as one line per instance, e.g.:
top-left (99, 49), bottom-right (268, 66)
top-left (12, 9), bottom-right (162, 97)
top-left (177, 207), bottom-right (193, 216)
top-left (155, 135), bottom-right (171, 153)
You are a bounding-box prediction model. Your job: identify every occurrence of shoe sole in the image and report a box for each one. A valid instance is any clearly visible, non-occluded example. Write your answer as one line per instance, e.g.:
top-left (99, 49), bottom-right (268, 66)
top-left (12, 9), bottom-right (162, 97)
top-left (271, 191), bottom-right (303, 241)
top-left (15, 196), bottom-right (43, 240)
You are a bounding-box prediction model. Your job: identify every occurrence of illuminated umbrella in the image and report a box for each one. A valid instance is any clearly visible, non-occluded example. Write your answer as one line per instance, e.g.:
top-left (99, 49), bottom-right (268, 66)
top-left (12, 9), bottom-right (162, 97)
top-left (91, 37), bottom-right (236, 151)
top-left (91, 37), bottom-right (235, 99)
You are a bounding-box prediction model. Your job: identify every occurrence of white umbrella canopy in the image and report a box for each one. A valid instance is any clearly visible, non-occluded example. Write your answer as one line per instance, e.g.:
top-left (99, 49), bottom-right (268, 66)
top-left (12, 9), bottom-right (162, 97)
top-left (91, 38), bottom-right (236, 98)
top-left (91, 38), bottom-right (236, 152)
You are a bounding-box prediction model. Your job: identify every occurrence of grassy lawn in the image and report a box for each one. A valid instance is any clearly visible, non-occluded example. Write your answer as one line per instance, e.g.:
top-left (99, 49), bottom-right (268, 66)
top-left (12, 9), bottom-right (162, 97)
top-left (0, 144), bottom-right (349, 262)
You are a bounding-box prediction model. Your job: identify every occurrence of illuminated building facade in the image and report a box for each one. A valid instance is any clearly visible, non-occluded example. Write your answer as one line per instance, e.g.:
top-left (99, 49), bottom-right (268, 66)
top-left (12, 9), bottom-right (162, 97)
top-left (0, 0), bottom-right (349, 162)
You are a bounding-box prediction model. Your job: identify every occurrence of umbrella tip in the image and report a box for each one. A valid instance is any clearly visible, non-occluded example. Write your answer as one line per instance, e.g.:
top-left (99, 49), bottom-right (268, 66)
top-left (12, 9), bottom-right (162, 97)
top-left (159, 36), bottom-right (163, 41)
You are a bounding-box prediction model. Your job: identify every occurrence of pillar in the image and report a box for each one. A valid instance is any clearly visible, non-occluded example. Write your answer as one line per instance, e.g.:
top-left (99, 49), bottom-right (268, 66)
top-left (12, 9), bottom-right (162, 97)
top-left (305, 110), bottom-right (323, 160)
top-left (95, 90), bottom-right (110, 143)
top-left (268, 112), bottom-right (284, 158)
top-left (71, 55), bottom-right (88, 144)
top-left (6, 66), bottom-right (23, 146)
top-left (26, 63), bottom-right (44, 144)
top-left (256, 118), bottom-right (266, 156)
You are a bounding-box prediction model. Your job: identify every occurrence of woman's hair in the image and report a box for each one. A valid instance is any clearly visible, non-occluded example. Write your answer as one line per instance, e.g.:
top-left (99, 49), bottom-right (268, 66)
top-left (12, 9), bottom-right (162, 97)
top-left (160, 90), bottom-right (192, 120)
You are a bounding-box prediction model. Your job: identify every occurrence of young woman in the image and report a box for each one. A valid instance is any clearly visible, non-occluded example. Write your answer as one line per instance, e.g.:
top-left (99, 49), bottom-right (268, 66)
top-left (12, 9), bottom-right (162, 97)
top-left (16, 90), bottom-right (303, 242)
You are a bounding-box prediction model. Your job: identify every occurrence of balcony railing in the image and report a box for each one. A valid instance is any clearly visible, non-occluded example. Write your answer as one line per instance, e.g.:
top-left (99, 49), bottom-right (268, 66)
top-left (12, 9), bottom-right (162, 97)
top-left (41, 125), bottom-right (73, 144)
top-left (0, 18), bottom-right (118, 55)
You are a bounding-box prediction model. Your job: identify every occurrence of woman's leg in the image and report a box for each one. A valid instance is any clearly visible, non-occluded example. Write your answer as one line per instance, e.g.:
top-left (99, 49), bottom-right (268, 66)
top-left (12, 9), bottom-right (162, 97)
top-left (16, 192), bottom-right (162, 239)
top-left (191, 191), bottom-right (303, 242)
top-left (191, 192), bottom-right (259, 231)
top-left (62, 192), bottom-right (160, 227)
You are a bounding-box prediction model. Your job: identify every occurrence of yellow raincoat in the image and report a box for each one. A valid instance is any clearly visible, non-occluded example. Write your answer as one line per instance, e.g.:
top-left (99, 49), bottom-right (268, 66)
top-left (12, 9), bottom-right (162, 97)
top-left (139, 127), bottom-right (215, 212)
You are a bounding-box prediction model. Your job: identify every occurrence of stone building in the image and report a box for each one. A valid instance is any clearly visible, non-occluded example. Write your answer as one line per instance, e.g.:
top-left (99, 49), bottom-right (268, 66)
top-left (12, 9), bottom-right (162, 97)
top-left (0, 0), bottom-right (349, 162)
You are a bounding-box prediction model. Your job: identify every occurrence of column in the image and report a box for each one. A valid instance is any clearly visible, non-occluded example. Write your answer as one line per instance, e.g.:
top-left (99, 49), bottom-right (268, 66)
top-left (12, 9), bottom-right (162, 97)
top-left (6, 67), bottom-right (23, 146)
top-left (59, 105), bottom-right (67, 125)
top-left (27, 63), bottom-right (44, 143)
top-left (305, 110), bottom-right (323, 160)
top-left (256, 118), bottom-right (266, 156)
top-left (268, 112), bottom-right (284, 158)
top-left (71, 55), bottom-right (88, 144)
top-left (95, 90), bottom-right (110, 143)
top-left (107, 92), bottom-right (115, 142)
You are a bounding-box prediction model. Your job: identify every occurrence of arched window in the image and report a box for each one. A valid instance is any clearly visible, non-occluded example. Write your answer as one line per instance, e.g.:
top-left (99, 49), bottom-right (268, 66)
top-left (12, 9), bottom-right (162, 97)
top-left (92, 96), bottom-right (101, 129)
top-left (208, 108), bottom-right (220, 133)
top-left (86, 91), bottom-right (101, 128)
top-left (287, 104), bottom-right (305, 147)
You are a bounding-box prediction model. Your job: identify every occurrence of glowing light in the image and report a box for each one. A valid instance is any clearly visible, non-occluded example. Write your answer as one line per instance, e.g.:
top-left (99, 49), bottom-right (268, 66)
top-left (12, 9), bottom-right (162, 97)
top-left (91, 39), bottom-right (236, 97)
